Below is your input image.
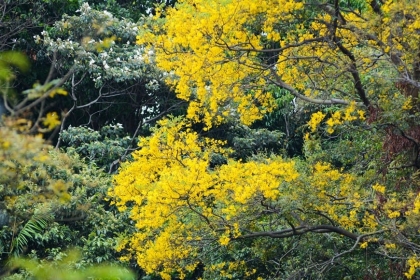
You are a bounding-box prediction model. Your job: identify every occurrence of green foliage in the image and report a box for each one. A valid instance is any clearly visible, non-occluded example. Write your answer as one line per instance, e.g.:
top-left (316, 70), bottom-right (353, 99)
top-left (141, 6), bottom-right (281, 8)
top-left (253, 86), bottom-right (312, 157)
top-left (11, 213), bottom-right (54, 257)
top-left (59, 124), bottom-right (132, 170)
top-left (5, 249), bottom-right (135, 280)
top-left (34, 3), bottom-right (182, 135)
top-left (3, 0), bottom-right (420, 279)
top-left (0, 52), bottom-right (30, 82)
top-left (0, 121), bottom-right (138, 277)
top-left (37, 3), bottom-right (151, 84)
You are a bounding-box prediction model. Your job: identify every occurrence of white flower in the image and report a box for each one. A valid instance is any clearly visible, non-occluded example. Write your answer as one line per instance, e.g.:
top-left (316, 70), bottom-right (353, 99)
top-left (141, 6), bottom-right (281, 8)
top-left (34, 35), bottom-right (41, 43)
top-left (79, 3), bottom-right (91, 13)
top-left (89, 59), bottom-right (95, 66)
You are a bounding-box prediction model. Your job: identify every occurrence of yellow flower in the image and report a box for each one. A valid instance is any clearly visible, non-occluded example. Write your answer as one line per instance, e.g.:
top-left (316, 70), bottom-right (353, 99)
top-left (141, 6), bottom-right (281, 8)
top-left (308, 111), bottom-right (326, 132)
top-left (387, 211), bottom-right (400, 219)
top-left (360, 242), bottom-right (368, 248)
top-left (405, 255), bottom-right (420, 279)
top-left (372, 183), bottom-right (386, 194)
top-left (402, 97), bottom-right (413, 110)
top-left (385, 243), bottom-right (396, 249)
top-left (219, 235), bottom-right (230, 246)
top-left (49, 87), bottom-right (68, 98)
top-left (42, 112), bottom-right (61, 130)
top-left (326, 126), bottom-right (335, 134)
top-left (1, 140), bottom-right (10, 149)
top-left (357, 110), bottom-right (365, 120)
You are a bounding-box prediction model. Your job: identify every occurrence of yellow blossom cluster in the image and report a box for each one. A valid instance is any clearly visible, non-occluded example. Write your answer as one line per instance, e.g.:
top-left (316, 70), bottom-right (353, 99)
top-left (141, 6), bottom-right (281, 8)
top-left (111, 117), bottom-right (299, 276)
top-left (308, 111), bottom-right (326, 132)
top-left (380, 1), bottom-right (420, 62)
top-left (360, 241), bottom-right (368, 249)
top-left (405, 256), bottom-right (420, 279)
top-left (116, 0), bottom-right (420, 277)
top-left (42, 112), bottom-right (61, 131)
top-left (111, 116), bottom-right (418, 276)
top-left (303, 162), bottom-right (368, 230)
top-left (308, 102), bottom-right (366, 134)
top-left (137, 0), bottom-right (420, 129)
top-left (372, 183), bottom-right (386, 194)
top-left (410, 193), bottom-right (420, 215)
top-left (137, 0), bottom-right (304, 127)
top-left (402, 97), bottom-right (413, 111)
top-left (325, 102), bottom-right (366, 134)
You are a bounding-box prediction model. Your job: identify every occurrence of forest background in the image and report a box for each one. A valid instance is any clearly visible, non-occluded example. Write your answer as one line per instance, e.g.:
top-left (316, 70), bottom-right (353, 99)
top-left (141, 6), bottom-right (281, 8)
top-left (1, 0), bottom-right (420, 279)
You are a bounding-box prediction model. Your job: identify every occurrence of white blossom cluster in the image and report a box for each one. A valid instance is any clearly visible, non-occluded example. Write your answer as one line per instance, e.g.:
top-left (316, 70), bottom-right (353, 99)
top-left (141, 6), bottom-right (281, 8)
top-left (34, 3), bottom-right (161, 88)
top-left (146, 79), bottom-right (159, 90)
top-left (76, 2), bottom-right (91, 14)
top-left (108, 123), bottom-right (124, 130)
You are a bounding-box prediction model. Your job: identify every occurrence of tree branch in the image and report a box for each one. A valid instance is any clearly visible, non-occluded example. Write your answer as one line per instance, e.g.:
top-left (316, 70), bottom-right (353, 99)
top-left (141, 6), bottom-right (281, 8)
top-left (237, 224), bottom-right (364, 241)
top-left (268, 69), bottom-right (351, 106)
top-left (14, 66), bottom-right (76, 114)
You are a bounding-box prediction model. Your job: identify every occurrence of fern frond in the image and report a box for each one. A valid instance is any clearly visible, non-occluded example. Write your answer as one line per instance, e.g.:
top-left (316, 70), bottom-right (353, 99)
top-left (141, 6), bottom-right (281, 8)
top-left (11, 213), bottom-right (53, 256)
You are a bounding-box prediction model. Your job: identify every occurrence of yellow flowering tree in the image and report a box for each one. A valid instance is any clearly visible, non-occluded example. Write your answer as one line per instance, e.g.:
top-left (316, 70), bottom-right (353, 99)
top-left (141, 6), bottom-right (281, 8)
top-left (111, 0), bottom-right (420, 278)
top-left (111, 116), bottom-right (403, 278)
top-left (138, 0), bottom-right (419, 127)
top-left (111, 117), bottom-right (300, 278)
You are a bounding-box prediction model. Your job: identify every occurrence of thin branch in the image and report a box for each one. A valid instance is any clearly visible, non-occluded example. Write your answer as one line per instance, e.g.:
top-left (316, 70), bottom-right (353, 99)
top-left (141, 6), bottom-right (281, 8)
top-left (55, 103), bottom-right (76, 149)
top-left (2, 81), bottom-right (14, 114)
top-left (268, 69), bottom-right (351, 106)
top-left (186, 199), bottom-right (215, 230)
top-left (56, 72), bottom-right (85, 148)
top-left (44, 52), bottom-right (57, 85)
top-left (75, 86), bottom-right (103, 109)
top-left (216, 36), bottom-right (328, 54)
top-left (237, 224), bottom-right (362, 241)
top-left (327, 229), bottom-right (385, 265)
top-left (29, 99), bottom-right (45, 134)
top-left (15, 66), bottom-right (76, 114)
top-left (329, 14), bottom-right (370, 107)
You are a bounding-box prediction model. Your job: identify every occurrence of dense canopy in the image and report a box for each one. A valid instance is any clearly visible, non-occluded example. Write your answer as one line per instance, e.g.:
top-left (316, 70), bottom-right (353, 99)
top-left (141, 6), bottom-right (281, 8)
top-left (1, 0), bottom-right (420, 279)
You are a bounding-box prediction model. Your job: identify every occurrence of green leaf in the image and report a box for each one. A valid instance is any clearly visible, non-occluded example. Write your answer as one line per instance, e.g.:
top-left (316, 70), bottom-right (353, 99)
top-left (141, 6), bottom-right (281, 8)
top-left (0, 51), bottom-right (30, 81)
top-left (12, 213), bottom-right (53, 256)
